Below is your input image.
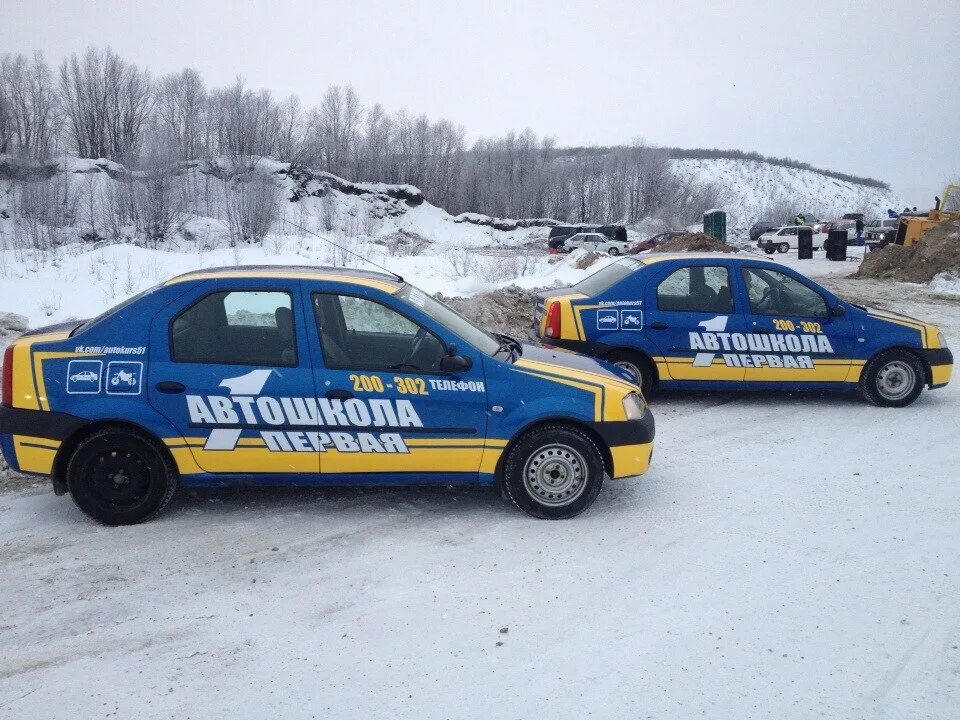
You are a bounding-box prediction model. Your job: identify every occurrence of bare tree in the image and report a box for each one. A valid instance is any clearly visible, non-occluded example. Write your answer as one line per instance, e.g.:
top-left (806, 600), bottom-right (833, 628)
top-left (155, 68), bottom-right (207, 160)
top-left (0, 52), bottom-right (59, 158)
top-left (58, 47), bottom-right (153, 162)
top-left (223, 174), bottom-right (280, 243)
top-left (131, 143), bottom-right (184, 247)
top-left (307, 85), bottom-right (363, 176)
top-left (275, 94), bottom-right (306, 162)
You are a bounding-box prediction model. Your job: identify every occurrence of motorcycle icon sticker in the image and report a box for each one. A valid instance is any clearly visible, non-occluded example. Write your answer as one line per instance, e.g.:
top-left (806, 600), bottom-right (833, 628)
top-left (105, 361), bottom-right (143, 396)
top-left (597, 309), bottom-right (619, 330)
top-left (66, 359), bottom-right (103, 394)
top-left (619, 309), bottom-right (643, 330)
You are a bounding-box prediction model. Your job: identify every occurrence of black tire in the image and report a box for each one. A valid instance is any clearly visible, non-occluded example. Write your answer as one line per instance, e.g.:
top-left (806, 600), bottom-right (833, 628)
top-left (764, 247), bottom-right (775, 255)
top-left (860, 349), bottom-right (925, 408)
top-left (605, 349), bottom-right (656, 399)
top-left (777, 242), bottom-right (790, 253)
top-left (608, 246), bottom-right (620, 256)
top-left (66, 426), bottom-right (178, 525)
top-left (501, 424), bottom-right (605, 519)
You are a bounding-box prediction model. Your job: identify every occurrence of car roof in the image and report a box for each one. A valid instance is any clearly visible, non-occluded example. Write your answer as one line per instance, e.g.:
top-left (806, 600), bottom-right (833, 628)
top-left (637, 252), bottom-right (785, 266)
top-left (164, 265), bottom-right (403, 293)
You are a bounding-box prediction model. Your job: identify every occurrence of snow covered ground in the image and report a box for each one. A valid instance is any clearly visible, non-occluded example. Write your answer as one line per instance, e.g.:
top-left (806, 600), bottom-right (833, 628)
top-left (671, 158), bottom-right (901, 236)
top-left (1, 253), bottom-right (958, 718)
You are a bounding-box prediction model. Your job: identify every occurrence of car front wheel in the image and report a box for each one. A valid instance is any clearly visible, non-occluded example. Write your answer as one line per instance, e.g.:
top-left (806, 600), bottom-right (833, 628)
top-left (860, 349), bottom-right (925, 407)
top-left (501, 424), bottom-right (605, 519)
top-left (608, 246), bottom-right (620, 256)
top-left (66, 427), bottom-right (179, 525)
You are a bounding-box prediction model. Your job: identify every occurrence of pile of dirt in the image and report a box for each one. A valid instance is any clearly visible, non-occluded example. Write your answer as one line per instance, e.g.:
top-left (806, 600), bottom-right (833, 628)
top-left (573, 251), bottom-right (603, 269)
top-left (651, 233), bottom-right (739, 253)
top-left (437, 285), bottom-right (539, 338)
top-left (856, 217), bottom-right (960, 283)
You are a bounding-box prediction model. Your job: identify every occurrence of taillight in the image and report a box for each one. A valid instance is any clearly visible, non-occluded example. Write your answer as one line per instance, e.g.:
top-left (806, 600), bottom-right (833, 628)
top-left (2, 344), bottom-right (13, 407)
top-left (544, 302), bottom-right (561, 338)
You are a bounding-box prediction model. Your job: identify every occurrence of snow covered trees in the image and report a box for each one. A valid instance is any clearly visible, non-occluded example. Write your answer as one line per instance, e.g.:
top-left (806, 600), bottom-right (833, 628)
top-left (0, 45), bottom-right (734, 228)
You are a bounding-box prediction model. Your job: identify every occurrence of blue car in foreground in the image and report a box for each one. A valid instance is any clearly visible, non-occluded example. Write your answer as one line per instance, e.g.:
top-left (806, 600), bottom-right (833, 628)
top-left (0, 266), bottom-right (654, 524)
top-left (535, 254), bottom-right (952, 406)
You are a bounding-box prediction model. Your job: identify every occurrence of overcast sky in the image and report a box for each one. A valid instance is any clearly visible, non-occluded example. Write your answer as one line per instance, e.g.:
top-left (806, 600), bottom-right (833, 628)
top-left (3, 0), bottom-right (958, 204)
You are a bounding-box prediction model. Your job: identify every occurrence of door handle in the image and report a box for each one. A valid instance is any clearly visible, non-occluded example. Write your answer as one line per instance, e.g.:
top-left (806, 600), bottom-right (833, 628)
top-left (650, 322), bottom-right (669, 330)
top-left (325, 389), bottom-right (354, 400)
top-left (155, 380), bottom-right (186, 394)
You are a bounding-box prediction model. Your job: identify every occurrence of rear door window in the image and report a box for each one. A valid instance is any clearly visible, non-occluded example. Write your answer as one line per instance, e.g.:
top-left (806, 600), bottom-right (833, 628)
top-left (656, 266), bottom-right (734, 313)
top-left (171, 291), bottom-right (297, 366)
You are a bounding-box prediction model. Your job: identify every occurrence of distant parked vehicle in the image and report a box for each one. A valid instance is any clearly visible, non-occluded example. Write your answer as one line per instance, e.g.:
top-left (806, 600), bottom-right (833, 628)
top-left (548, 224), bottom-right (626, 245)
top-left (749, 221), bottom-right (782, 244)
top-left (757, 226), bottom-right (823, 254)
top-left (864, 218), bottom-right (899, 250)
top-left (564, 232), bottom-right (633, 256)
top-left (630, 231), bottom-right (687, 253)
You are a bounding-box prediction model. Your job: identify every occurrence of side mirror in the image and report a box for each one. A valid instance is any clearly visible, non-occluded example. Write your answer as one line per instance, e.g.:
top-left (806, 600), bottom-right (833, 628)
top-left (832, 305), bottom-right (845, 317)
top-left (439, 354), bottom-right (472, 373)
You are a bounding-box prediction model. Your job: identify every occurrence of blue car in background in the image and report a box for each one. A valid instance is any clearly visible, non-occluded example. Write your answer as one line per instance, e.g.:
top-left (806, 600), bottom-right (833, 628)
top-left (534, 254), bottom-right (952, 406)
top-left (0, 266), bottom-right (654, 525)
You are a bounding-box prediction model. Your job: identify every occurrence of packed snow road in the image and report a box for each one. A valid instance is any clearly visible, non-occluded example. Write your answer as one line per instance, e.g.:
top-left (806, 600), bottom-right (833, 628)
top-left (1, 279), bottom-right (959, 719)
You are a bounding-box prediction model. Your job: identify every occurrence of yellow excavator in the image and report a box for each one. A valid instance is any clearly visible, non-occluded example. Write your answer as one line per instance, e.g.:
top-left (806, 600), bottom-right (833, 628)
top-left (895, 183), bottom-right (960, 246)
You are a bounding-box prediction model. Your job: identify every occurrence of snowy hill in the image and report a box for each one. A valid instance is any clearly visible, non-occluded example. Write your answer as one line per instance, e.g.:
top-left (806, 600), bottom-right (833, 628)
top-left (670, 157), bottom-right (902, 233)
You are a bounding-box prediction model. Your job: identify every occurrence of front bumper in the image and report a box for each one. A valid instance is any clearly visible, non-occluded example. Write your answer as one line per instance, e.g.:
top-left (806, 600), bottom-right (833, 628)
top-left (590, 408), bottom-right (656, 479)
top-left (921, 347), bottom-right (953, 389)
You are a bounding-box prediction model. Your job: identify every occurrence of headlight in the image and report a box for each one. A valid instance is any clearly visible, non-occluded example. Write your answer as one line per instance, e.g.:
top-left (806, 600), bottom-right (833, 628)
top-left (938, 331), bottom-right (948, 349)
top-left (622, 392), bottom-right (646, 420)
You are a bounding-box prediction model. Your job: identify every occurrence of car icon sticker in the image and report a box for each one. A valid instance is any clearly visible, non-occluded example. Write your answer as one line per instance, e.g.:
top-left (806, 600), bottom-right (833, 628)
top-left (597, 309), bottom-right (619, 330)
top-left (66, 359), bottom-right (103, 394)
top-left (105, 361), bottom-right (143, 395)
top-left (619, 309), bottom-right (643, 330)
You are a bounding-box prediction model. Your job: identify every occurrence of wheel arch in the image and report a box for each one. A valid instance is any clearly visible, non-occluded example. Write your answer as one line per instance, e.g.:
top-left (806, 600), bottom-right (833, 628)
top-left (864, 345), bottom-right (932, 386)
top-left (493, 416), bottom-right (613, 489)
top-left (52, 419), bottom-right (178, 496)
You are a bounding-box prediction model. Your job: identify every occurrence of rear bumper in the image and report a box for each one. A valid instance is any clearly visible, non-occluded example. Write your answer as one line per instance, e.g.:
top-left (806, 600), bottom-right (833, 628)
top-left (590, 408), bottom-right (656, 479)
top-left (922, 347), bottom-right (953, 389)
top-left (0, 405), bottom-right (86, 477)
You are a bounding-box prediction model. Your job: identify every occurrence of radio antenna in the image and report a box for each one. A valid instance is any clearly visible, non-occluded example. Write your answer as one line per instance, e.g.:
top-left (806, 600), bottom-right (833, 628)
top-left (281, 218), bottom-right (404, 283)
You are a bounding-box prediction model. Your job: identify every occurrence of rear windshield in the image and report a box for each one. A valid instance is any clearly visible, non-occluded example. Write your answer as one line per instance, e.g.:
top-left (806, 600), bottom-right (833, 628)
top-left (572, 258), bottom-right (641, 296)
top-left (75, 283), bottom-right (163, 334)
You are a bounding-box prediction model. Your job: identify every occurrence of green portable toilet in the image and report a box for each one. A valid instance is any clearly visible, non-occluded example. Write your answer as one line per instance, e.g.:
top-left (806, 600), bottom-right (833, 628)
top-left (703, 210), bottom-right (727, 243)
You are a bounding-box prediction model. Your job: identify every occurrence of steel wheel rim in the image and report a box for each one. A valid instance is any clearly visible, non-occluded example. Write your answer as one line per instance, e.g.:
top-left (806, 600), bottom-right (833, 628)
top-left (90, 449), bottom-right (152, 508)
top-left (877, 360), bottom-right (916, 401)
top-left (523, 443), bottom-right (588, 507)
top-left (614, 360), bottom-right (642, 387)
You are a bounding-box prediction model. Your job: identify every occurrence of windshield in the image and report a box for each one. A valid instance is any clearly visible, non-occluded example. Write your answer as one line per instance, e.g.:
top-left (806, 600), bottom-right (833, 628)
top-left (398, 284), bottom-right (500, 356)
top-left (573, 257), bottom-right (641, 296)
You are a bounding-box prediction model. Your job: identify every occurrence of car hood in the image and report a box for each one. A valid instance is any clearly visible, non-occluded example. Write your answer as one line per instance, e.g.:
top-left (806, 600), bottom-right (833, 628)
top-left (516, 342), bottom-right (638, 387)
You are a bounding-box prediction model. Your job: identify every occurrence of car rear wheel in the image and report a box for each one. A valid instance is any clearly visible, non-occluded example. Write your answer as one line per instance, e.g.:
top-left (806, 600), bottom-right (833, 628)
top-left (860, 349), bottom-right (925, 407)
top-left (501, 424), bottom-right (605, 519)
top-left (605, 349), bottom-right (655, 399)
top-left (66, 427), bottom-right (178, 525)
top-left (777, 242), bottom-right (790, 253)
top-left (608, 246), bottom-right (620, 256)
